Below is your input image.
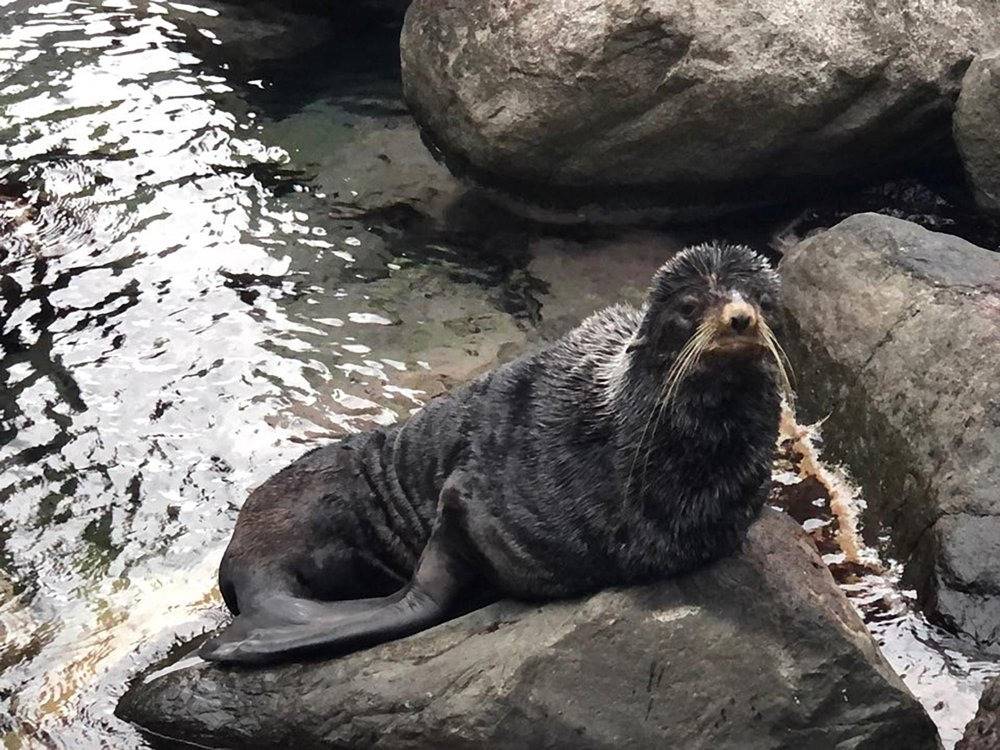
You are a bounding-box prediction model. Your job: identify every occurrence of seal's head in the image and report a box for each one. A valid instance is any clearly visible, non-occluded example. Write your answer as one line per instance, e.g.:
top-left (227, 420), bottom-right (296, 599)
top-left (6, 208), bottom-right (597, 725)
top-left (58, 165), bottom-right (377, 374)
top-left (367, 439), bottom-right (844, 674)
top-left (631, 242), bottom-right (790, 403)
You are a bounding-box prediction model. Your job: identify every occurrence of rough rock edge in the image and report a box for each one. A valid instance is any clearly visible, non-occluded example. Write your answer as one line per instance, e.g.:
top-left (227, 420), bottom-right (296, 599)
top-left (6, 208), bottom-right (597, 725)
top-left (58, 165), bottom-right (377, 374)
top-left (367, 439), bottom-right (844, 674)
top-left (955, 51), bottom-right (1000, 214)
top-left (397, 0), bottom-right (988, 223)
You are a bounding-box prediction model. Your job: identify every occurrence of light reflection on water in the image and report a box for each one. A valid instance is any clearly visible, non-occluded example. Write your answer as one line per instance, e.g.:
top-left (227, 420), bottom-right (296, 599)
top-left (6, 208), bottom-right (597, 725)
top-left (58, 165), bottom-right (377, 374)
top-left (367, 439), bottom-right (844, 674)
top-left (0, 0), bottom-right (997, 747)
top-left (850, 565), bottom-right (1000, 749)
top-left (0, 0), bottom-right (487, 743)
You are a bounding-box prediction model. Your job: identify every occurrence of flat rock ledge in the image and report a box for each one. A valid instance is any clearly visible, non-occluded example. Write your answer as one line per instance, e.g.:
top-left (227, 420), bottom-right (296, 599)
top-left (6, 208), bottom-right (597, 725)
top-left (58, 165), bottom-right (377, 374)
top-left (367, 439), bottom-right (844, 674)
top-left (781, 213), bottom-right (1000, 646)
top-left (116, 511), bottom-right (938, 749)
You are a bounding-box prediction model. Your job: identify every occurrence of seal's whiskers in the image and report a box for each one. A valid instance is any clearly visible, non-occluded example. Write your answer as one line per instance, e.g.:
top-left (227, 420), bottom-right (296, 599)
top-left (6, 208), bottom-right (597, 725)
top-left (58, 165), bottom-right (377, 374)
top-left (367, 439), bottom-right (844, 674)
top-left (662, 322), bottom-right (715, 407)
top-left (624, 322), bottom-right (714, 504)
top-left (624, 392), bottom-right (664, 503)
top-left (624, 329), bottom-right (699, 502)
top-left (759, 318), bottom-right (794, 401)
top-left (634, 398), bottom-right (669, 504)
top-left (641, 323), bottom-right (715, 499)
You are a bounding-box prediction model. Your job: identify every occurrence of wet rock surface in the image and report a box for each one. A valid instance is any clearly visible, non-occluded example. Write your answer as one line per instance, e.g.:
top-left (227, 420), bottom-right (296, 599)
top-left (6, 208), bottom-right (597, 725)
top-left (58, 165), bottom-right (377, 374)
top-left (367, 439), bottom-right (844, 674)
top-left (116, 510), bottom-right (939, 749)
top-left (957, 677), bottom-right (1000, 750)
top-left (955, 52), bottom-right (1000, 215)
top-left (400, 0), bottom-right (999, 219)
top-left (781, 213), bottom-right (1000, 647)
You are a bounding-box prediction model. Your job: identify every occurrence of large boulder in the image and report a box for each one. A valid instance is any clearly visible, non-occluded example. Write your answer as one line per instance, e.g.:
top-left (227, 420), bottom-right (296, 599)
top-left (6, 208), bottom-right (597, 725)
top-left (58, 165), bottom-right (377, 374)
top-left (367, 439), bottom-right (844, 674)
top-left (400, 0), bottom-right (999, 219)
top-left (955, 51), bottom-right (1000, 215)
top-left (115, 511), bottom-right (939, 748)
top-left (780, 213), bottom-right (1000, 646)
top-left (958, 677), bottom-right (1000, 750)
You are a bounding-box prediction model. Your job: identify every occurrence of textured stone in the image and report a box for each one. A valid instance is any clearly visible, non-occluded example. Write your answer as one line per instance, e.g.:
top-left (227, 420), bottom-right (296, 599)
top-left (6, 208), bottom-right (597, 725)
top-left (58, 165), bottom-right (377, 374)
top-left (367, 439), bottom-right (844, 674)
top-left (955, 52), bottom-right (1000, 214)
top-left (401, 0), bottom-right (999, 219)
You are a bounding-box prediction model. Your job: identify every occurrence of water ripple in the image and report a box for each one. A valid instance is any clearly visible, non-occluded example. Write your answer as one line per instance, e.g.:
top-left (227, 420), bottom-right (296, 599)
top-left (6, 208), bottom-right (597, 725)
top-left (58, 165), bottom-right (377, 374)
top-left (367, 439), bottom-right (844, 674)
top-left (0, 0), bottom-right (465, 743)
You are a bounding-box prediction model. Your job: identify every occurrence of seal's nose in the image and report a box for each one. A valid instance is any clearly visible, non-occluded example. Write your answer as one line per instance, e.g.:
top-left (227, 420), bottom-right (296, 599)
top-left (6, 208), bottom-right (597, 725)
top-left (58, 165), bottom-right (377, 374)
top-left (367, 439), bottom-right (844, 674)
top-left (720, 299), bottom-right (758, 335)
top-left (729, 313), bottom-right (752, 332)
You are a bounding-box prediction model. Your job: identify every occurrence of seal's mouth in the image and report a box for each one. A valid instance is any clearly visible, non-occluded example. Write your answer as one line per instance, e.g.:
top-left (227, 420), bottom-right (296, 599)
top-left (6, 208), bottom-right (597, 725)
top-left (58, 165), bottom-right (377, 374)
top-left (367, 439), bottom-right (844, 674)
top-left (704, 336), bottom-right (768, 355)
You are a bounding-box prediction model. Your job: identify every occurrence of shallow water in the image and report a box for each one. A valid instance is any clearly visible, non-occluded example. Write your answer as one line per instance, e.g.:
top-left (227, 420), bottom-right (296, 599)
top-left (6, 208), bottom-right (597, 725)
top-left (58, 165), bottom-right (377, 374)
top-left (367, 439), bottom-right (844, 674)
top-left (0, 1), bottom-right (996, 747)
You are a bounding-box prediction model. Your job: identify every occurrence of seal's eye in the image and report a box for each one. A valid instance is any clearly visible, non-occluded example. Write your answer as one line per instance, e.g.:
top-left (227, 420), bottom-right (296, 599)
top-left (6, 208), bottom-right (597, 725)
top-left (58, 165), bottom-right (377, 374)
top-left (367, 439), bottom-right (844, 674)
top-left (676, 297), bottom-right (699, 318)
top-left (758, 294), bottom-right (775, 315)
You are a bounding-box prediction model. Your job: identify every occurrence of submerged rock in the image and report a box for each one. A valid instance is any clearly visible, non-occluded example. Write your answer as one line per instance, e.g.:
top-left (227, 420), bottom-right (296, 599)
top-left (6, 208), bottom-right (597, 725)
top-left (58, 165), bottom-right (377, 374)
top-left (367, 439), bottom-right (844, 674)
top-left (955, 52), bottom-right (1000, 215)
top-left (781, 213), bottom-right (1000, 647)
top-left (116, 511), bottom-right (939, 748)
top-left (958, 677), bottom-right (1000, 750)
top-left (400, 0), bottom-right (999, 220)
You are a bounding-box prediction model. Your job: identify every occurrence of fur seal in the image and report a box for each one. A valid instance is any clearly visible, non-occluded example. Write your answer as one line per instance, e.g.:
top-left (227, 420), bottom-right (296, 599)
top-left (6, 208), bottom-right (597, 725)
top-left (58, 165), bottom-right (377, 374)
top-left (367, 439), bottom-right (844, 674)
top-left (201, 242), bottom-right (787, 665)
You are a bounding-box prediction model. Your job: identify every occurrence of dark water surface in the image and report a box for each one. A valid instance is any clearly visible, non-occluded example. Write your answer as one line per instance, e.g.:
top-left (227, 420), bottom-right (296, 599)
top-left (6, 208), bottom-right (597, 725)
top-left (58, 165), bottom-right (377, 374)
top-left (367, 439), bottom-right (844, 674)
top-left (0, 1), bottom-right (997, 747)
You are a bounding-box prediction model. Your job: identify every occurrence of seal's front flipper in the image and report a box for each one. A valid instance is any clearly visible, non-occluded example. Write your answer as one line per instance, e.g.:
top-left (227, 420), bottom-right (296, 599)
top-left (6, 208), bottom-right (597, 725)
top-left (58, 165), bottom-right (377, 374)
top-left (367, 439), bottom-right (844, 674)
top-left (200, 483), bottom-right (485, 665)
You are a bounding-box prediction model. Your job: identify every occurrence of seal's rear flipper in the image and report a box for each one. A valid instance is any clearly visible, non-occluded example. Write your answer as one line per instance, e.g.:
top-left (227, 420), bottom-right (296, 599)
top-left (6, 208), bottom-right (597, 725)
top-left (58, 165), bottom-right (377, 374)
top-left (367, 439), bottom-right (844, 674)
top-left (200, 614), bottom-right (259, 660)
top-left (199, 587), bottom-right (447, 665)
top-left (201, 488), bottom-right (487, 665)
top-left (199, 592), bottom-right (372, 659)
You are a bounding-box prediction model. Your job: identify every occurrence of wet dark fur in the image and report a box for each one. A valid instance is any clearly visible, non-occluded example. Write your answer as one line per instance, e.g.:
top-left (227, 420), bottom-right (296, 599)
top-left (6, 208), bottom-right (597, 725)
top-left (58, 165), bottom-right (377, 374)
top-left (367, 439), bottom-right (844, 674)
top-left (206, 242), bottom-right (783, 663)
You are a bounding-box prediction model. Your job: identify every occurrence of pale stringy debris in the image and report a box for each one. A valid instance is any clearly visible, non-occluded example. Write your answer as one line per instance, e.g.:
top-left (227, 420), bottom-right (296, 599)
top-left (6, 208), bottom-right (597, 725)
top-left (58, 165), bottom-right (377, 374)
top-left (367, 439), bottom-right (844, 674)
top-left (779, 402), bottom-right (863, 564)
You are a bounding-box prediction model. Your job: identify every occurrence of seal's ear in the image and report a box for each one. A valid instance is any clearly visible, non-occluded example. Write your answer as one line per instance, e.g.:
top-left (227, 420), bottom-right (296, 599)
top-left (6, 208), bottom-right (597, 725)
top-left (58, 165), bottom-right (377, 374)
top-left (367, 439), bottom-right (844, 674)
top-left (626, 336), bottom-right (647, 353)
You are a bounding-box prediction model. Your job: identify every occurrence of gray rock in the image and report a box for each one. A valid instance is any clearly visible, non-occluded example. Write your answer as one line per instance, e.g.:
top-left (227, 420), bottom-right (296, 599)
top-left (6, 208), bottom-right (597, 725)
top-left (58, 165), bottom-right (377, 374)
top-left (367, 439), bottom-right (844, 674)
top-left (958, 677), bottom-right (1000, 750)
top-left (115, 511), bottom-right (939, 749)
top-left (400, 0), bottom-right (998, 220)
top-left (780, 213), bottom-right (1000, 646)
top-left (955, 52), bottom-right (1000, 214)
